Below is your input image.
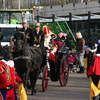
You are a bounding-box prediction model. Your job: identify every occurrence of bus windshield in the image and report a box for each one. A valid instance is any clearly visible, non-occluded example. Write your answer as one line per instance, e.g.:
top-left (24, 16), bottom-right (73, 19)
top-left (0, 12), bottom-right (9, 24)
top-left (0, 11), bottom-right (33, 24)
top-left (0, 12), bottom-right (22, 24)
top-left (1, 28), bottom-right (17, 42)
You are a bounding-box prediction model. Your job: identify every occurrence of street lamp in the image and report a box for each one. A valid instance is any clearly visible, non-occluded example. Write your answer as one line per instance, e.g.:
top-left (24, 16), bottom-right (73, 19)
top-left (2, 0), bottom-right (6, 9)
top-left (32, 6), bottom-right (36, 24)
top-left (18, 0), bottom-right (20, 9)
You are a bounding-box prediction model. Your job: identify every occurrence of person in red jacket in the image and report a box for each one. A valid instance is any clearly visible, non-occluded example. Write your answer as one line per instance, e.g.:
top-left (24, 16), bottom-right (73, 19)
top-left (0, 52), bottom-right (22, 100)
top-left (67, 53), bottom-right (75, 73)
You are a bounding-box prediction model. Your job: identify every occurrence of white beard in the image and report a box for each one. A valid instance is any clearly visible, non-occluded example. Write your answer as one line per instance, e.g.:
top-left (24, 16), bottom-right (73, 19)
top-left (44, 34), bottom-right (51, 49)
top-left (51, 48), bottom-right (57, 54)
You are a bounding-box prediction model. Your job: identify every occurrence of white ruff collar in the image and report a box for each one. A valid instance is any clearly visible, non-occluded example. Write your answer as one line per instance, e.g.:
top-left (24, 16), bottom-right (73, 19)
top-left (96, 54), bottom-right (100, 57)
top-left (1, 59), bottom-right (14, 67)
top-left (88, 48), bottom-right (97, 53)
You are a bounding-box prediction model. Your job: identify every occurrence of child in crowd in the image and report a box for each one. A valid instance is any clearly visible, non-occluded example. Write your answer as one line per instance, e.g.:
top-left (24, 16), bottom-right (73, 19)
top-left (67, 53), bottom-right (75, 73)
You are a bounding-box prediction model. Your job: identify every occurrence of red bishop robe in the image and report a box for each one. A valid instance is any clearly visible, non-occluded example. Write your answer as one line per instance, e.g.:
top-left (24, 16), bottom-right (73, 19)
top-left (0, 60), bottom-right (22, 100)
top-left (87, 55), bottom-right (100, 76)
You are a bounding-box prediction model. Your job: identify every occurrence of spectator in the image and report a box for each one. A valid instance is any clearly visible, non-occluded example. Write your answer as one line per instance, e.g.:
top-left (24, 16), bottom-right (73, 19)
top-left (61, 33), bottom-right (67, 41)
top-left (76, 32), bottom-right (85, 73)
top-left (54, 32), bottom-right (63, 42)
top-left (67, 53), bottom-right (75, 73)
top-left (65, 38), bottom-right (75, 50)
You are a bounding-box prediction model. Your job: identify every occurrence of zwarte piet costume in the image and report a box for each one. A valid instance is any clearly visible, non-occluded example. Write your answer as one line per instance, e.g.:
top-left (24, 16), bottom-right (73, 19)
top-left (0, 60), bottom-right (22, 100)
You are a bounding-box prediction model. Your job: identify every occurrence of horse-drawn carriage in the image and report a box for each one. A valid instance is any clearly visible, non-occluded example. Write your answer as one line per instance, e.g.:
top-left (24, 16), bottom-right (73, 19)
top-left (8, 30), bottom-right (69, 94)
top-left (0, 9), bottom-right (71, 95)
top-left (42, 35), bottom-right (70, 92)
top-left (10, 29), bottom-right (70, 93)
top-left (0, 24), bottom-right (70, 95)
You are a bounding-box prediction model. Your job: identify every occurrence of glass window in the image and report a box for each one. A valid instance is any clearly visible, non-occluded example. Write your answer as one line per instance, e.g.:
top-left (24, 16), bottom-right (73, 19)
top-left (0, 12), bottom-right (9, 24)
top-left (1, 28), bottom-right (17, 42)
top-left (0, 13), bottom-right (1, 23)
top-left (10, 13), bottom-right (22, 24)
top-left (24, 12), bottom-right (33, 24)
top-left (0, 11), bottom-right (33, 24)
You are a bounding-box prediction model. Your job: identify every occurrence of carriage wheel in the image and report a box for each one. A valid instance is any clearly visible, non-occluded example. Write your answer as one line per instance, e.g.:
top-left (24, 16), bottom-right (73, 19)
top-left (42, 65), bottom-right (49, 92)
top-left (59, 57), bottom-right (69, 87)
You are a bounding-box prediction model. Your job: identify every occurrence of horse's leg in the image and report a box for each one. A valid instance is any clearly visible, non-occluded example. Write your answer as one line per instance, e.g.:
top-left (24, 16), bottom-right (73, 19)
top-left (24, 61), bottom-right (31, 91)
top-left (30, 71), bottom-right (37, 95)
top-left (30, 69), bottom-right (39, 95)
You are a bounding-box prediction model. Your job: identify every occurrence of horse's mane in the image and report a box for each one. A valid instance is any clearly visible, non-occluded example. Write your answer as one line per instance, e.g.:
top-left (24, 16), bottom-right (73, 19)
top-left (14, 31), bottom-right (25, 39)
top-left (16, 31), bottom-right (27, 43)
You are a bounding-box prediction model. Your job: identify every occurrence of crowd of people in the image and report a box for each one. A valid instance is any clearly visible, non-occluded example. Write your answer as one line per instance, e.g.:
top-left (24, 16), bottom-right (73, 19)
top-left (1, 20), bottom-right (100, 100)
top-left (20, 20), bottom-right (100, 99)
top-left (15, 20), bottom-right (87, 75)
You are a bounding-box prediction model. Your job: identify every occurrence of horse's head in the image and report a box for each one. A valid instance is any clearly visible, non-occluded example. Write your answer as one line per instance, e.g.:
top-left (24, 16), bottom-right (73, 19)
top-left (0, 28), bottom-right (3, 55)
top-left (14, 31), bottom-right (27, 50)
top-left (0, 33), bottom-right (3, 54)
top-left (0, 34), bottom-right (3, 41)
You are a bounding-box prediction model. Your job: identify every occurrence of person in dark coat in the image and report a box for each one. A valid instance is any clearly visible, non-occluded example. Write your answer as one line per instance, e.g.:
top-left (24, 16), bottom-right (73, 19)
top-left (54, 32), bottom-right (63, 42)
top-left (22, 20), bottom-right (33, 46)
top-left (32, 23), bottom-right (44, 50)
top-left (87, 45), bottom-right (100, 100)
top-left (87, 43), bottom-right (97, 71)
top-left (32, 23), bottom-right (46, 75)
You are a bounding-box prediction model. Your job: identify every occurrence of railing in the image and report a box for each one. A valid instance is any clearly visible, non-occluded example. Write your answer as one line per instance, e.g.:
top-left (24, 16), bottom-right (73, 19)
top-left (72, 28), bottom-right (100, 43)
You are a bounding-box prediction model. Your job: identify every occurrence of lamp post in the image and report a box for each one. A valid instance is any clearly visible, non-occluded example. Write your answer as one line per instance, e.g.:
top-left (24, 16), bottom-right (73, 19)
top-left (10, 0), bottom-right (12, 8)
top-left (32, 6), bottom-right (36, 24)
top-left (2, 0), bottom-right (6, 9)
top-left (18, 0), bottom-right (20, 9)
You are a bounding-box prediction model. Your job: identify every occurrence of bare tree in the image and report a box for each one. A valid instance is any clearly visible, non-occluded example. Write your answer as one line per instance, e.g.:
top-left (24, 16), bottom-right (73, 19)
top-left (0, 1), bottom-right (2, 9)
top-left (39, 0), bottom-right (67, 6)
top-left (0, 0), bottom-right (69, 9)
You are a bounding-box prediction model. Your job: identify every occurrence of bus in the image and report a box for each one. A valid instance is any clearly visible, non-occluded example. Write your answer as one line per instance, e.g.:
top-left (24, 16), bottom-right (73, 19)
top-left (0, 9), bottom-right (34, 24)
top-left (0, 9), bottom-right (34, 46)
top-left (0, 24), bottom-right (22, 46)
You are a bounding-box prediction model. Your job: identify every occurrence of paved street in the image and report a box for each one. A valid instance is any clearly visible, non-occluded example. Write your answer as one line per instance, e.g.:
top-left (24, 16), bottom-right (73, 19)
top-left (25, 73), bottom-right (90, 100)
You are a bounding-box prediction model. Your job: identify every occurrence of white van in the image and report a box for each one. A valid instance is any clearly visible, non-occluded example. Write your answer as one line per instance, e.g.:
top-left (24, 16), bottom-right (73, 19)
top-left (0, 24), bottom-right (22, 46)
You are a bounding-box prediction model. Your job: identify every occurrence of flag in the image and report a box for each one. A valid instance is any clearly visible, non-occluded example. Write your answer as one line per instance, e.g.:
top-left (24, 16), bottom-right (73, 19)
top-left (18, 83), bottom-right (27, 100)
top-left (90, 77), bottom-right (100, 98)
